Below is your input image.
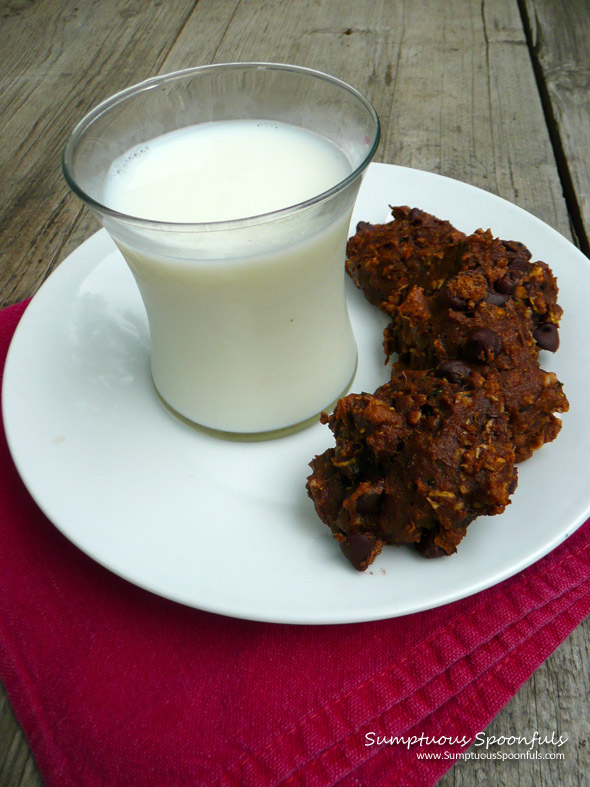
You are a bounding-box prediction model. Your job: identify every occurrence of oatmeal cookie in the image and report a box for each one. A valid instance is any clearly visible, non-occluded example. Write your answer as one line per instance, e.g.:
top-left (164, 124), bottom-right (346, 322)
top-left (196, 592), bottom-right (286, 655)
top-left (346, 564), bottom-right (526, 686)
top-left (307, 368), bottom-right (517, 570)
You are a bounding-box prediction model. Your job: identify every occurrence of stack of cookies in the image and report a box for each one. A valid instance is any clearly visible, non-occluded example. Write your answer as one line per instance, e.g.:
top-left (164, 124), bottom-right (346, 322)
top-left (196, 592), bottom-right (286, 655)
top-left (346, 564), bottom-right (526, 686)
top-left (307, 207), bottom-right (568, 570)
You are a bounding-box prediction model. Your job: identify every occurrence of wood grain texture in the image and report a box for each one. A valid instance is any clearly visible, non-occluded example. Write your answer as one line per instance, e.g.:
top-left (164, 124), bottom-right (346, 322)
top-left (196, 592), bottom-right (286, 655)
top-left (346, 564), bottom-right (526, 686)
top-left (0, 1), bottom-right (588, 785)
top-left (0, 0), bottom-right (198, 305)
top-left (521, 0), bottom-right (590, 253)
top-left (0, 688), bottom-right (42, 787)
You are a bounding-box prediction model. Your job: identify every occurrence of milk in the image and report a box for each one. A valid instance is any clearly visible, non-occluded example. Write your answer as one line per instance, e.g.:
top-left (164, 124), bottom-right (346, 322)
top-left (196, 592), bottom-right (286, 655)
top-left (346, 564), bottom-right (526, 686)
top-left (105, 120), bottom-right (351, 222)
top-left (103, 120), bottom-right (359, 434)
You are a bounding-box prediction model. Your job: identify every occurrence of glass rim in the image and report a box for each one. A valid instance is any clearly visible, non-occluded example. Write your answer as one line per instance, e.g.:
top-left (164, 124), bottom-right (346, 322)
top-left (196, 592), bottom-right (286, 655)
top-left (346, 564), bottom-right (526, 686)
top-left (62, 62), bottom-right (381, 232)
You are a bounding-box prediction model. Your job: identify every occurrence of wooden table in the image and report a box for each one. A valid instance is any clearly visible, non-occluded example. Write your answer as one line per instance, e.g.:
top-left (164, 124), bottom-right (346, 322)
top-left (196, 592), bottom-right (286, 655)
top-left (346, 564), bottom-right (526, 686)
top-left (1, 1), bottom-right (589, 784)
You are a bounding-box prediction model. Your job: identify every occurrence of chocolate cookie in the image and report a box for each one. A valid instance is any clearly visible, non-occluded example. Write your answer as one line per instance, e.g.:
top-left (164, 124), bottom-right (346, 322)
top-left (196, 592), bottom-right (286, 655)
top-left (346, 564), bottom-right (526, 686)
top-left (307, 370), bottom-right (517, 570)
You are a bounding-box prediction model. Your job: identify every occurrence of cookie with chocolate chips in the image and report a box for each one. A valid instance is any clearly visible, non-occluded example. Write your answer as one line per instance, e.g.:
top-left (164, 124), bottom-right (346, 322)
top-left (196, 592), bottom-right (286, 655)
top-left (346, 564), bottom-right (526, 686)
top-left (346, 206), bottom-right (563, 349)
top-left (307, 369), bottom-right (517, 570)
top-left (309, 206), bottom-right (568, 570)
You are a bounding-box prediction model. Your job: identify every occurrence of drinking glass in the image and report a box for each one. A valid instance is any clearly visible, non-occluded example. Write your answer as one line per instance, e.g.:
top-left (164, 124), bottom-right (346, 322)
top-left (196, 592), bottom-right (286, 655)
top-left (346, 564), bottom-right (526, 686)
top-left (63, 63), bottom-right (380, 439)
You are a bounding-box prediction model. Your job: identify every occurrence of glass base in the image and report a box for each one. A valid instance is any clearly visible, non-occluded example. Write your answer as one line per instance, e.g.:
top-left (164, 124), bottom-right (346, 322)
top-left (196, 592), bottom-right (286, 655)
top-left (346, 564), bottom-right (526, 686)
top-left (152, 358), bottom-right (357, 442)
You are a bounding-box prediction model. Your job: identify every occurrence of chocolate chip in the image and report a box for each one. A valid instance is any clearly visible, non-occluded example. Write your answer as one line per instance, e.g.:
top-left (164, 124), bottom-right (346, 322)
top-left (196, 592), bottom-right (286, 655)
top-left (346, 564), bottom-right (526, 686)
top-left (464, 328), bottom-right (502, 362)
top-left (339, 532), bottom-right (378, 571)
top-left (415, 530), bottom-right (446, 559)
top-left (439, 282), bottom-right (467, 310)
top-left (508, 256), bottom-right (530, 272)
top-left (356, 492), bottom-right (382, 515)
top-left (494, 269), bottom-right (522, 294)
top-left (533, 322), bottom-right (559, 352)
top-left (502, 240), bottom-right (531, 265)
top-left (435, 359), bottom-right (472, 383)
top-left (486, 289), bottom-right (509, 306)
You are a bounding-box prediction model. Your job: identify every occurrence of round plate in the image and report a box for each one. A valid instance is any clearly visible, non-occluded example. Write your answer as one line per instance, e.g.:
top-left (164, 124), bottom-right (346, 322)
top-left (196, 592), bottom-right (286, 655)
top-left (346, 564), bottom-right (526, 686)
top-left (4, 163), bottom-right (590, 624)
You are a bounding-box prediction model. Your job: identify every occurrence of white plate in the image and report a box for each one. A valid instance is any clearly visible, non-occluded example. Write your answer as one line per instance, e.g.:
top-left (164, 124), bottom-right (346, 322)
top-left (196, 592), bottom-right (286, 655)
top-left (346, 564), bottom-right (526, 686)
top-left (4, 163), bottom-right (590, 624)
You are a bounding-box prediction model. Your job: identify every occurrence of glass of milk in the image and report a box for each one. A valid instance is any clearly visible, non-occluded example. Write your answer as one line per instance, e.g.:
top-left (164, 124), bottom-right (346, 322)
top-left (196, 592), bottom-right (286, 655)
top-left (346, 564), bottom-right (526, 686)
top-left (63, 63), bottom-right (380, 438)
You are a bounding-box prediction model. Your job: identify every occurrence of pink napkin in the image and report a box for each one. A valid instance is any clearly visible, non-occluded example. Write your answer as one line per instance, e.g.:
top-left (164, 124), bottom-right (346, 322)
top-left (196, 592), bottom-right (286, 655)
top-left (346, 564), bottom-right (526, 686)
top-left (1, 299), bottom-right (589, 787)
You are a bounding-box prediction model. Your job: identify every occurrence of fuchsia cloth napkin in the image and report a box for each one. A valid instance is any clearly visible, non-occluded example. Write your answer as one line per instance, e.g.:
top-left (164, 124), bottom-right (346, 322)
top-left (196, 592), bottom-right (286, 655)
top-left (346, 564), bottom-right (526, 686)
top-left (1, 299), bottom-right (590, 787)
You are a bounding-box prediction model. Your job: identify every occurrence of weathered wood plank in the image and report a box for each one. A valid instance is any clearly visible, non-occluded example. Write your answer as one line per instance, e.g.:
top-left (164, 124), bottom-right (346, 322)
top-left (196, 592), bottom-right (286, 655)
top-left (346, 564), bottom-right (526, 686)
top-left (0, 687), bottom-right (43, 787)
top-left (0, 0), bottom-right (200, 306)
top-left (378, 0), bottom-right (570, 236)
top-left (521, 0), bottom-right (590, 253)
